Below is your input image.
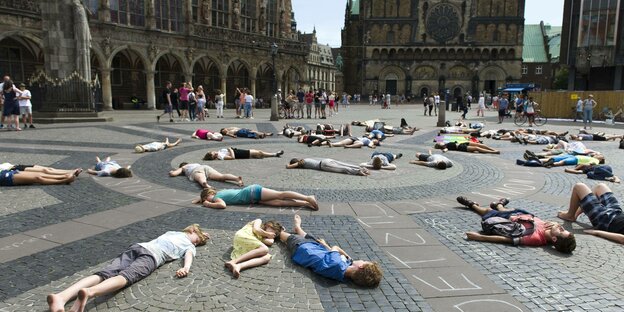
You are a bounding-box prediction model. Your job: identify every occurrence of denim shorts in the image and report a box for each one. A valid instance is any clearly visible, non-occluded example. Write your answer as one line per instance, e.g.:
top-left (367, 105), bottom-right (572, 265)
top-left (580, 192), bottom-right (622, 231)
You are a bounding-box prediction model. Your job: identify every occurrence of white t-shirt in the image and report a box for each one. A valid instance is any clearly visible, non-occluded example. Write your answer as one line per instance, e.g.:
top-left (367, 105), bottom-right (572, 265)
top-left (478, 97), bottom-right (486, 108)
top-left (141, 142), bottom-right (166, 152)
top-left (139, 231), bottom-right (196, 267)
top-left (217, 148), bottom-right (230, 160)
top-left (18, 90), bottom-right (31, 107)
top-left (576, 99), bottom-right (583, 112)
top-left (434, 95), bottom-right (440, 104)
top-left (244, 94), bottom-right (253, 104)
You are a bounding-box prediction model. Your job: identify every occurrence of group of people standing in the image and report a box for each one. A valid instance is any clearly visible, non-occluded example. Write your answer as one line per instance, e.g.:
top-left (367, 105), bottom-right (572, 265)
top-left (157, 81), bottom-right (216, 122)
top-left (1, 75), bottom-right (35, 131)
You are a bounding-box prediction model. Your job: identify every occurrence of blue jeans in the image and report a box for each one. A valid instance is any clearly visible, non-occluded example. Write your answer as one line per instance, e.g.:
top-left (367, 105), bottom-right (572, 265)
top-left (583, 109), bottom-right (593, 125)
top-left (244, 102), bottom-right (252, 118)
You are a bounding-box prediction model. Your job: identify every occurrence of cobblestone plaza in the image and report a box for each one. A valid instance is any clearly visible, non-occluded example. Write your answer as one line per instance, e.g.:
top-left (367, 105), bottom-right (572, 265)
top-left (1, 106), bottom-right (623, 312)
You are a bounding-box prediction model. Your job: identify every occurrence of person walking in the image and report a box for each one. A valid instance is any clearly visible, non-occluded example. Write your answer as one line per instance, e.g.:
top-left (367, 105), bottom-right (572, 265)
top-left (574, 97), bottom-right (583, 122)
top-left (214, 89), bottom-right (224, 118)
top-left (583, 94), bottom-right (596, 129)
top-left (157, 81), bottom-right (174, 123)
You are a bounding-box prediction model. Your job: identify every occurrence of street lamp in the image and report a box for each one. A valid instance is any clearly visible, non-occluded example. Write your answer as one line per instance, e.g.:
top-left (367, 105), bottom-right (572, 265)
top-left (270, 43), bottom-right (279, 121)
top-left (585, 47), bottom-right (592, 91)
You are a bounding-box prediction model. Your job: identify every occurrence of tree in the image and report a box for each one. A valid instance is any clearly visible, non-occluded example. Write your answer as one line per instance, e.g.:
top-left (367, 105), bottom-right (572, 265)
top-left (553, 66), bottom-right (568, 90)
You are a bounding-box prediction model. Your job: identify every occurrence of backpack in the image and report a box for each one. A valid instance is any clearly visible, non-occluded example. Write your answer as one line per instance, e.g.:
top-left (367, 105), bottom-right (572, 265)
top-left (188, 92), bottom-right (196, 104)
top-left (481, 215), bottom-right (534, 240)
top-left (620, 140), bottom-right (624, 149)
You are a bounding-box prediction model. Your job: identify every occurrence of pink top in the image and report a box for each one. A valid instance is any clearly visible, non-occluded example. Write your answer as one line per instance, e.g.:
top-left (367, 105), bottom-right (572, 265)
top-left (195, 129), bottom-right (213, 140)
top-left (179, 87), bottom-right (190, 101)
top-left (510, 215), bottom-right (547, 246)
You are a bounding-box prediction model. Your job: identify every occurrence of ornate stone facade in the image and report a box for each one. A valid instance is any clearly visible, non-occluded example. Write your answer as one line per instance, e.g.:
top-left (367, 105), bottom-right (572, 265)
top-left (300, 30), bottom-right (336, 92)
top-left (342, 0), bottom-right (525, 99)
top-left (0, 0), bottom-right (311, 111)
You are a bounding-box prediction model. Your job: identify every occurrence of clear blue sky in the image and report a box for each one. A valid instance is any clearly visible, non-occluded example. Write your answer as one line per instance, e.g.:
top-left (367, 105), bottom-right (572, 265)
top-left (292, 0), bottom-right (564, 48)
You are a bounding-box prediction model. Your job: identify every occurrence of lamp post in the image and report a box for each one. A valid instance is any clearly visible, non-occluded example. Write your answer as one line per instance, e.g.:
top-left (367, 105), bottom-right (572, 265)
top-left (270, 43), bottom-right (279, 121)
top-left (585, 47), bottom-right (592, 91)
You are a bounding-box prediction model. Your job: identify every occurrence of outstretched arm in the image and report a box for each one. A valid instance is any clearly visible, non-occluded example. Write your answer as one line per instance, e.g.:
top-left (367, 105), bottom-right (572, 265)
top-left (381, 164), bottom-right (397, 170)
top-left (169, 168), bottom-right (184, 177)
top-left (585, 229), bottom-right (624, 244)
top-left (286, 163), bottom-right (300, 169)
top-left (465, 232), bottom-right (513, 244)
top-left (202, 199), bottom-right (226, 209)
top-left (176, 249), bottom-right (194, 277)
top-left (87, 169), bottom-right (99, 175)
top-left (409, 160), bottom-right (427, 166)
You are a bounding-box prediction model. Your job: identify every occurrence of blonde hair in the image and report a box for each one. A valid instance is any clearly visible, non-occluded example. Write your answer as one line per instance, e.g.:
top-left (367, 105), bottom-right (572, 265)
top-left (183, 224), bottom-right (209, 246)
top-left (200, 188), bottom-right (217, 202)
top-left (134, 145), bottom-right (144, 153)
top-left (350, 262), bottom-right (383, 287)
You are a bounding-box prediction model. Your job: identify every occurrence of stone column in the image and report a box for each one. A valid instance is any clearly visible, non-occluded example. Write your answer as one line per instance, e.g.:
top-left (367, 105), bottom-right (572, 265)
top-left (220, 77), bottom-right (227, 104)
top-left (99, 0), bottom-right (110, 22)
top-left (146, 0), bottom-right (156, 30)
top-left (146, 70), bottom-right (156, 110)
top-left (101, 68), bottom-right (113, 110)
top-left (250, 76), bottom-right (257, 98)
top-left (185, 0), bottom-right (193, 35)
top-left (184, 72), bottom-right (194, 85)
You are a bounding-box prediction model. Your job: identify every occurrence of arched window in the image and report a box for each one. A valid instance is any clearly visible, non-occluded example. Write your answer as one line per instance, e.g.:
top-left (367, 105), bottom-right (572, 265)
top-left (155, 0), bottom-right (183, 32)
top-left (212, 0), bottom-right (229, 28)
top-left (241, 1), bottom-right (257, 33)
top-left (110, 0), bottom-right (145, 27)
top-left (266, 0), bottom-right (277, 37)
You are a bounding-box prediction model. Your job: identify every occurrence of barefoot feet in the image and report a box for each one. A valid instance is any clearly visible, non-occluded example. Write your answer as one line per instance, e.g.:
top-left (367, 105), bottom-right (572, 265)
top-left (306, 196), bottom-right (319, 210)
top-left (237, 176), bottom-right (244, 187)
top-left (293, 214), bottom-right (302, 233)
top-left (557, 211), bottom-right (577, 222)
top-left (47, 294), bottom-right (66, 312)
top-left (224, 261), bottom-right (241, 279)
top-left (73, 168), bottom-right (83, 177)
top-left (68, 288), bottom-right (90, 312)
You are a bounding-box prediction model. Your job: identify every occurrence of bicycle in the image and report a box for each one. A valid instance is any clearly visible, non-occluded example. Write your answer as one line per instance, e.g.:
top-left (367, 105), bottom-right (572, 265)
top-left (514, 111), bottom-right (547, 126)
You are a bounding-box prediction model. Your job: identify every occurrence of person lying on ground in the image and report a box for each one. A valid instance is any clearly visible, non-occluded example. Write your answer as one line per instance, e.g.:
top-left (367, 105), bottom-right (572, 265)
top-left (0, 167), bottom-right (79, 186)
top-left (282, 124), bottom-right (309, 138)
top-left (192, 129), bottom-right (224, 141)
top-left (569, 133), bottom-right (624, 141)
top-left (278, 215), bottom-right (383, 287)
top-left (0, 163), bottom-right (82, 176)
top-left (558, 183), bottom-right (624, 244)
top-left (454, 121), bottom-right (485, 129)
top-left (438, 126), bottom-right (481, 134)
top-left (314, 123), bottom-right (351, 137)
top-left (86, 156), bottom-right (132, 178)
top-left (351, 119), bottom-right (380, 127)
top-left (287, 158), bottom-right (370, 176)
top-left (563, 164), bottom-right (620, 183)
top-left (512, 134), bottom-right (565, 145)
top-left (46, 224), bottom-right (209, 312)
top-left (434, 141), bottom-right (500, 154)
top-left (169, 162), bottom-right (243, 188)
top-left (193, 185), bottom-right (318, 210)
top-left (539, 153), bottom-right (605, 168)
top-left (359, 151), bottom-right (401, 170)
top-left (330, 137), bottom-right (380, 149)
top-left (516, 128), bottom-right (568, 136)
top-left (225, 219), bottom-right (282, 278)
top-left (456, 196), bottom-right (576, 253)
top-left (523, 147), bottom-right (601, 160)
top-left (134, 137), bottom-right (182, 153)
top-left (410, 151), bottom-right (453, 170)
top-left (203, 147), bottom-right (284, 160)
top-left (364, 118), bottom-right (419, 135)
top-left (297, 134), bottom-right (334, 147)
top-left (366, 129), bottom-right (392, 141)
top-left (540, 141), bottom-right (600, 156)
top-left (220, 127), bottom-right (273, 139)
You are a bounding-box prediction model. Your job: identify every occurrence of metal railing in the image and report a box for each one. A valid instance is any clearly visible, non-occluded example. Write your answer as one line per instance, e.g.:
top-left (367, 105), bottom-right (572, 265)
top-left (28, 71), bottom-right (102, 112)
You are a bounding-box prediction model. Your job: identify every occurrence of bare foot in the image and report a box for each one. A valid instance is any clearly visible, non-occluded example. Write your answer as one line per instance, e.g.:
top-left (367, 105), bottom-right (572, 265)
top-left (224, 261), bottom-right (240, 278)
top-left (47, 294), bottom-right (66, 312)
top-left (73, 168), bottom-right (83, 177)
top-left (307, 196), bottom-right (319, 211)
top-left (68, 288), bottom-right (90, 312)
top-left (237, 176), bottom-right (244, 187)
top-left (557, 211), bottom-right (576, 222)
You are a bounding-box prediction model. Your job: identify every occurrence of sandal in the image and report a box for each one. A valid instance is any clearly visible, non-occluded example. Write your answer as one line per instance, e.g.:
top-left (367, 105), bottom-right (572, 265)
top-left (456, 196), bottom-right (478, 208)
top-left (489, 198), bottom-right (510, 209)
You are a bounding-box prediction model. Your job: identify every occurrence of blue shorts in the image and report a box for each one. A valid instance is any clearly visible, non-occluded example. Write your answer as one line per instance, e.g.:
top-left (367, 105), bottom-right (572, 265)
top-left (482, 208), bottom-right (532, 221)
top-left (552, 155), bottom-right (577, 165)
top-left (250, 184), bottom-right (263, 204)
top-left (372, 151), bottom-right (394, 162)
top-left (580, 192), bottom-right (622, 231)
top-left (0, 170), bottom-right (15, 186)
top-left (236, 129), bottom-right (256, 138)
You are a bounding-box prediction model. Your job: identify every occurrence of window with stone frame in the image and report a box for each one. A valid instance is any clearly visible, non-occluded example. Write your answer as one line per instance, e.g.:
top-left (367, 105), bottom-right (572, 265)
top-left (578, 0), bottom-right (619, 47)
top-left (266, 0), bottom-right (277, 37)
top-left (522, 65), bottom-right (528, 75)
top-left (110, 0), bottom-right (145, 27)
top-left (191, 0), bottom-right (199, 23)
top-left (155, 0), bottom-right (184, 32)
top-left (241, 0), bottom-right (257, 33)
top-left (535, 66), bottom-right (543, 75)
top-left (212, 0), bottom-right (229, 28)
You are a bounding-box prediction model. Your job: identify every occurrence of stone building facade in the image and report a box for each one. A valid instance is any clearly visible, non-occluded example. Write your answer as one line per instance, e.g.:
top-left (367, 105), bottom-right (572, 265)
top-left (0, 0), bottom-right (309, 111)
top-left (341, 0), bottom-right (526, 99)
top-left (300, 29), bottom-right (336, 92)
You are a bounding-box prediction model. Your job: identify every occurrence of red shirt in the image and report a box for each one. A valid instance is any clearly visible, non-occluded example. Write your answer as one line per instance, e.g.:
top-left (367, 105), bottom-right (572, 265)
top-left (510, 215), bottom-right (547, 246)
top-left (305, 92), bottom-right (314, 104)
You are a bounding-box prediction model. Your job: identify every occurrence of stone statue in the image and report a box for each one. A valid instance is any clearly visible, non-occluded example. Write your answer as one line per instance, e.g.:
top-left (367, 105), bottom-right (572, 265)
top-left (258, 1), bottom-right (267, 33)
top-left (335, 53), bottom-right (343, 71)
top-left (232, 0), bottom-right (240, 30)
top-left (73, 0), bottom-right (92, 81)
top-left (279, 6), bottom-right (287, 37)
top-left (202, 0), bottom-right (211, 24)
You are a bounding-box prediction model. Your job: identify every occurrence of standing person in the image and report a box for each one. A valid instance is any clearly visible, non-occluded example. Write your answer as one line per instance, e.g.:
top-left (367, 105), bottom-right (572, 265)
top-left (17, 83), bottom-right (34, 128)
top-left (296, 87), bottom-right (305, 119)
top-left (171, 87), bottom-right (181, 118)
top-left (234, 87), bottom-right (242, 118)
top-left (422, 94), bottom-right (428, 115)
top-left (434, 92), bottom-right (440, 116)
top-left (179, 82), bottom-right (191, 121)
top-left (583, 94), bottom-right (597, 130)
top-left (304, 89), bottom-right (313, 119)
top-left (328, 91), bottom-right (335, 117)
top-left (46, 224), bottom-right (209, 312)
top-left (476, 95), bottom-right (486, 117)
top-left (492, 94), bottom-right (499, 110)
top-left (156, 81), bottom-right (174, 123)
top-left (0, 75), bottom-right (12, 129)
top-left (214, 89), bottom-right (224, 118)
top-left (187, 86), bottom-right (197, 121)
top-left (427, 95), bottom-right (434, 116)
top-left (320, 90), bottom-right (327, 119)
top-left (524, 96), bottom-right (538, 127)
top-left (244, 89), bottom-right (254, 119)
top-left (574, 97), bottom-right (584, 122)
top-left (1, 79), bottom-right (22, 131)
top-left (458, 95), bottom-right (467, 119)
top-left (497, 94), bottom-right (509, 123)
top-left (466, 93), bottom-right (472, 109)
top-left (385, 93), bottom-right (391, 109)
top-left (196, 85), bottom-right (206, 121)
top-left (314, 90), bottom-right (321, 119)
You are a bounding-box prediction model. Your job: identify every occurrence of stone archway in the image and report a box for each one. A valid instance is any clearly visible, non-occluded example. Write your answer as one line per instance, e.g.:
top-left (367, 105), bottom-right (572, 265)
top-left (110, 49), bottom-right (147, 109)
top-left (193, 56), bottom-right (220, 99)
top-left (283, 67), bottom-right (301, 94)
top-left (255, 63), bottom-right (274, 105)
top-left (226, 60), bottom-right (250, 104)
top-left (479, 65), bottom-right (506, 94)
top-left (0, 35), bottom-right (44, 84)
top-left (154, 54), bottom-right (184, 109)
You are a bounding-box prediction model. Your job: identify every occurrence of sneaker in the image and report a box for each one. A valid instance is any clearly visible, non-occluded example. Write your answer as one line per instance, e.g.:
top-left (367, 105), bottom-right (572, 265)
top-left (169, 119), bottom-right (174, 122)
top-left (156, 116), bottom-right (160, 122)
top-left (489, 198), bottom-right (510, 209)
top-left (276, 150), bottom-right (284, 157)
top-left (543, 158), bottom-right (555, 167)
top-left (396, 153), bottom-right (403, 159)
top-left (0, 124), bottom-right (3, 129)
top-left (525, 150), bottom-right (537, 158)
top-left (456, 196), bottom-right (478, 208)
top-left (29, 124), bottom-right (35, 129)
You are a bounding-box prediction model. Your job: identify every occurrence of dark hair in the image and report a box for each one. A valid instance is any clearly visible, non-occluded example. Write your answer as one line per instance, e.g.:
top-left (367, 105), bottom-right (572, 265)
top-left (3, 80), bottom-right (14, 92)
top-left (220, 128), bottom-right (227, 135)
top-left (553, 233), bottom-right (576, 254)
top-left (179, 162), bottom-right (188, 168)
top-left (203, 152), bottom-right (216, 161)
top-left (262, 220), bottom-right (283, 237)
top-left (436, 162), bottom-right (447, 170)
top-left (372, 157), bottom-right (383, 170)
top-left (289, 158), bottom-right (300, 165)
top-left (112, 168), bottom-right (133, 178)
